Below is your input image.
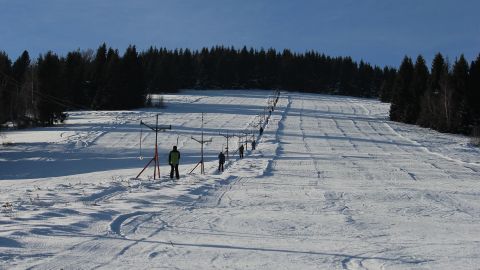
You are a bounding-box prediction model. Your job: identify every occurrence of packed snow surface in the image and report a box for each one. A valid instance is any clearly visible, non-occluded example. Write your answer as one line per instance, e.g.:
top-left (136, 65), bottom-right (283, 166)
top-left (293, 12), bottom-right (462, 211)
top-left (1, 90), bottom-right (479, 269)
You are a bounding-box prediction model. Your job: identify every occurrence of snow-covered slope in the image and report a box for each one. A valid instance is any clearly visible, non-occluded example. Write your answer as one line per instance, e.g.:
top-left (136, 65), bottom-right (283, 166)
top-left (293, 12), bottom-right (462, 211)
top-left (1, 90), bottom-right (479, 269)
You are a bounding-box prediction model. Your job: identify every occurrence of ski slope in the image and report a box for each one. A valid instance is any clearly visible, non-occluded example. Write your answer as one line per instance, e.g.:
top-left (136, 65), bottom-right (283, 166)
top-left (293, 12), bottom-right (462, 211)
top-left (1, 90), bottom-right (479, 269)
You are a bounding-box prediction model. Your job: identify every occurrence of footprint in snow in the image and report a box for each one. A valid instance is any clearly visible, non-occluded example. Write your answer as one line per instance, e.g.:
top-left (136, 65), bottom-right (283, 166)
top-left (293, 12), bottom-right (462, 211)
top-left (148, 252), bottom-right (159, 259)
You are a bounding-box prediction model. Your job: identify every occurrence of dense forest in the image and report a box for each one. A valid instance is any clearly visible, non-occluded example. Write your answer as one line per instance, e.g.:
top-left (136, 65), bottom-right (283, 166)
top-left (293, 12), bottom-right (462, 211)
top-left (0, 44), bottom-right (479, 136)
top-left (389, 54), bottom-right (480, 135)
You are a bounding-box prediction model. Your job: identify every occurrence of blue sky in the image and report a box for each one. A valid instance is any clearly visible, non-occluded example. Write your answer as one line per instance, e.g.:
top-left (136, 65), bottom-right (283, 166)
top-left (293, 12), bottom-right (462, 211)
top-left (1, 0), bottom-right (478, 67)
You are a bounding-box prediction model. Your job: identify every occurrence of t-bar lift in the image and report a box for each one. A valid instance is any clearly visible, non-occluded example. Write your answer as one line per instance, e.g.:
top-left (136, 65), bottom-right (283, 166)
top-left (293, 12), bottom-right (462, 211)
top-left (136, 114), bottom-right (171, 179)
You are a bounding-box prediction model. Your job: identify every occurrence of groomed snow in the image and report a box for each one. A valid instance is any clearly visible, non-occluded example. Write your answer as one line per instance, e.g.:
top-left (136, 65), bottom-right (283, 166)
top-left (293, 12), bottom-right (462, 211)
top-left (1, 90), bottom-right (479, 269)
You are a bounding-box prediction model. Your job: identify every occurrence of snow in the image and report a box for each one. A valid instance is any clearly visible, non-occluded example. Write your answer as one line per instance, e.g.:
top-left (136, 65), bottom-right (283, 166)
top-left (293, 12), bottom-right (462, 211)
top-left (1, 90), bottom-right (479, 269)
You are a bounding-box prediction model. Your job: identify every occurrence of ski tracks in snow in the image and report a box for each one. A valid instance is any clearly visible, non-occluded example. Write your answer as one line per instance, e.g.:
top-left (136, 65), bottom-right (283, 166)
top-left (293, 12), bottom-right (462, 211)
top-left (3, 91), bottom-right (480, 269)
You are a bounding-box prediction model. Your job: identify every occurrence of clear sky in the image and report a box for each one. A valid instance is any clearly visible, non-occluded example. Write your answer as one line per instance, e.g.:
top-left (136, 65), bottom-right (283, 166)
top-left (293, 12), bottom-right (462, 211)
top-left (1, 0), bottom-right (479, 67)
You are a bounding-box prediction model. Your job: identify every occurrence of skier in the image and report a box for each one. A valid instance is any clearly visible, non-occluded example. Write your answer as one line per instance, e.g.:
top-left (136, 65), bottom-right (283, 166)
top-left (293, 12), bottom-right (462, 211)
top-left (218, 151), bottom-right (225, 172)
top-left (251, 139), bottom-right (256, 150)
top-left (239, 144), bottom-right (244, 158)
top-left (169, 145), bottom-right (180, 179)
top-left (259, 126), bottom-right (264, 135)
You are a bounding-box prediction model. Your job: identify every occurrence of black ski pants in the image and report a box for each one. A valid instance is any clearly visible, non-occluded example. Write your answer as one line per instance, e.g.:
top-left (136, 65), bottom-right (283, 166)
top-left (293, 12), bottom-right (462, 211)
top-left (170, 164), bottom-right (179, 179)
top-left (218, 162), bottom-right (224, 172)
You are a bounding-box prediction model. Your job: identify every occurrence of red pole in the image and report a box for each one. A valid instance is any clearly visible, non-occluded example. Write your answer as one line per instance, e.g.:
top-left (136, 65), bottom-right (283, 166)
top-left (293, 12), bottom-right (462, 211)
top-left (154, 114), bottom-right (160, 179)
top-left (136, 157), bottom-right (155, 179)
top-left (156, 146), bottom-right (160, 179)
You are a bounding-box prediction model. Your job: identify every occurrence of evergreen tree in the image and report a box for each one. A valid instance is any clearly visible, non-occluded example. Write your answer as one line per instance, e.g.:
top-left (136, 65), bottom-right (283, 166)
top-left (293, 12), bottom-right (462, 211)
top-left (91, 46), bottom-right (126, 109)
top-left (468, 54), bottom-right (480, 127)
top-left (64, 51), bottom-right (88, 108)
top-left (178, 48), bottom-right (195, 89)
top-left (118, 45), bottom-right (145, 109)
top-left (0, 52), bottom-right (13, 125)
top-left (372, 66), bottom-right (385, 97)
top-left (237, 46), bottom-right (254, 88)
top-left (338, 57), bottom-right (358, 95)
top-left (418, 53), bottom-right (448, 130)
top-left (280, 49), bottom-right (296, 90)
top-left (11, 51), bottom-right (32, 124)
top-left (390, 56), bottom-right (414, 122)
top-left (140, 46), bottom-right (162, 94)
top-left (3, 43), bottom-right (480, 138)
top-left (404, 55), bottom-right (429, 124)
top-left (450, 55), bottom-right (470, 133)
top-left (99, 48), bottom-right (121, 109)
top-left (37, 51), bottom-right (65, 125)
top-left (12, 51), bottom-right (30, 82)
top-left (195, 47), bottom-right (212, 89)
top-left (379, 67), bottom-right (397, 102)
top-left (357, 61), bottom-right (375, 97)
top-left (265, 48), bottom-right (280, 88)
top-left (435, 57), bottom-right (453, 132)
top-left (254, 48), bottom-right (268, 89)
top-left (91, 43), bottom-right (108, 109)
top-left (214, 47), bottom-right (235, 89)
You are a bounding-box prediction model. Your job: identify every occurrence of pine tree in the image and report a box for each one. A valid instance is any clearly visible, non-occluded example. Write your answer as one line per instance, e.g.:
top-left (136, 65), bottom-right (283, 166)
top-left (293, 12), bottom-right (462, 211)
top-left (418, 53), bottom-right (448, 130)
top-left (280, 49), bottom-right (296, 90)
top-left (390, 56), bottom-right (414, 122)
top-left (379, 67), bottom-right (397, 102)
top-left (64, 51), bottom-right (88, 108)
top-left (265, 48), bottom-right (279, 88)
top-left (178, 48), bottom-right (195, 89)
top-left (338, 57), bottom-right (358, 95)
top-left (12, 51), bottom-right (30, 82)
top-left (450, 55), bottom-right (470, 133)
top-left (0, 52), bottom-right (13, 125)
top-left (118, 45), bottom-right (145, 109)
top-left (37, 51), bottom-right (65, 125)
top-left (404, 55), bottom-right (429, 124)
top-left (357, 61), bottom-right (375, 97)
top-left (140, 46), bottom-right (161, 94)
top-left (372, 66), bottom-right (385, 98)
top-left (101, 48), bottom-right (122, 109)
top-left (468, 54), bottom-right (480, 127)
top-left (11, 51), bottom-right (32, 124)
top-left (195, 47), bottom-right (212, 89)
top-left (237, 46), bottom-right (254, 88)
top-left (91, 43), bottom-right (108, 109)
top-left (214, 47), bottom-right (235, 89)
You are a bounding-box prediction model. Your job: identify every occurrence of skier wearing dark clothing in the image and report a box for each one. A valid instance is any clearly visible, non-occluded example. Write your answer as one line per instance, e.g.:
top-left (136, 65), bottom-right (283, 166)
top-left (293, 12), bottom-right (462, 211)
top-left (169, 146), bottom-right (180, 179)
top-left (252, 140), bottom-right (256, 150)
top-left (259, 126), bottom-right (264, 135)
top-left (239, 144), bottom-right (244, 158)
top-left (218, 152), bottom-right (225, 172)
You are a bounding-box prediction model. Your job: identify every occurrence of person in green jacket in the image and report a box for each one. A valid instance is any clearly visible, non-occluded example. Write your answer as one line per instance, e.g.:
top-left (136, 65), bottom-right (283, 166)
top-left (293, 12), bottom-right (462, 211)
top-left (169, 146), bottom-right (180, 179)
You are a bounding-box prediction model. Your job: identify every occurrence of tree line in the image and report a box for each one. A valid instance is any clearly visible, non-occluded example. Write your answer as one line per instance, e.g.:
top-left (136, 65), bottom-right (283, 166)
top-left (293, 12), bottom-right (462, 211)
top-left (389, 53), bottom-right (480, 135)
top-left (0, 45), bottom-right (145, 127)
top-left (1, 43), bottom-right (479, 136)
top-left (0, 44), bottom-right (388, 127)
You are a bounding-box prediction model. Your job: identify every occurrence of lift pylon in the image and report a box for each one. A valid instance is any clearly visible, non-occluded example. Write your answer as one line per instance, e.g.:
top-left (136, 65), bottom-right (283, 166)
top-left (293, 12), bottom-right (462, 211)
top-left (136, 114), bottom-right (171, 179)
top-left (190, 113), bottom-right (212, 174)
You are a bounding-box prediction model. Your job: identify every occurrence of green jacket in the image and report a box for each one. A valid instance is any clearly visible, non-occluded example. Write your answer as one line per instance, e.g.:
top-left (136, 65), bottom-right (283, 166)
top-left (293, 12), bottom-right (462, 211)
top-left (169, 150), bottom-right (180, 165)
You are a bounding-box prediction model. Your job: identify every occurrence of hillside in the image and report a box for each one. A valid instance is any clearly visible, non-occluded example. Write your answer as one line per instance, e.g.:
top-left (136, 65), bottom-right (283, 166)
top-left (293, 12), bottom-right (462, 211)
top-left (1, 90), bottom-right (479, 269)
